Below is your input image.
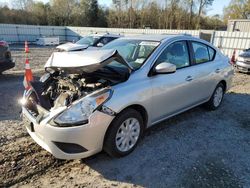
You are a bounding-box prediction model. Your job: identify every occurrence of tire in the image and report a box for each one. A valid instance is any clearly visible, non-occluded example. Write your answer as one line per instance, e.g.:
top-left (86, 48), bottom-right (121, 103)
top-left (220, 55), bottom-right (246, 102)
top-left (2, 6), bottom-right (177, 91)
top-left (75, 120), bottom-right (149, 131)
top-left (104, 109), bottom-right (144, 158)
top-left (204, 83), bottom-right (225, 110)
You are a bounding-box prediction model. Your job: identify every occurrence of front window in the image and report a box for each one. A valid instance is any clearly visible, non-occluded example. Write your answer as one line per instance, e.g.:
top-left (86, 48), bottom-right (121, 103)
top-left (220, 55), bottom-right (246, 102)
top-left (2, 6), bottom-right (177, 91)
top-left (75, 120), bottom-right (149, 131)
top-left (156, 41), bottom-right (190, 69)
top-left (76, 36), bottom-right (100, 46)
top-left (102, 39), bottom-right (160, 69)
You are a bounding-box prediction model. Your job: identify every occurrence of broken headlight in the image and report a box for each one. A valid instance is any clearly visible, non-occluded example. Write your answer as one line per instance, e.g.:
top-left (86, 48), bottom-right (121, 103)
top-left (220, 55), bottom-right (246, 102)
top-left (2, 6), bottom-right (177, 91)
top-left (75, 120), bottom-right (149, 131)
top-left (54, 89), bottom-right (112, 126)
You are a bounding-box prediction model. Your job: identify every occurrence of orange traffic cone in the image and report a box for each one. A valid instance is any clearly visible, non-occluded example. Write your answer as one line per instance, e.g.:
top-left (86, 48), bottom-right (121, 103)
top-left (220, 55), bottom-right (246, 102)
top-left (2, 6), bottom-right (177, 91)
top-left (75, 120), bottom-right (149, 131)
top-left (23, 57), bottom-right (33, 90)
top-left (231, 49), bottom-right (236, 65)
top-left (24, 41), bottom-right (29, 53)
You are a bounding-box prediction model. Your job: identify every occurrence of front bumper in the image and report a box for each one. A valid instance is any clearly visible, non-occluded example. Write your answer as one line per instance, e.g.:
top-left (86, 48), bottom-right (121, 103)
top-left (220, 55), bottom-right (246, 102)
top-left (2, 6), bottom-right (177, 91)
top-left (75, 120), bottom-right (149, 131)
top-left (236, 61), bottom-right (250, 73)
top-left (22, 106), bottom-right (114, 159)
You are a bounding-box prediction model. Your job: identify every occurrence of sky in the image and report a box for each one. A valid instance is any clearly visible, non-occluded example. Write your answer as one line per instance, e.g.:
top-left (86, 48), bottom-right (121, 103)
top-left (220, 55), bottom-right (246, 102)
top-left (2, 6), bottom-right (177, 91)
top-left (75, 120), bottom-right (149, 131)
top-left (208, 0), bottom-right (231, 16)
top-left (0, 0), bottom-right (231, 16)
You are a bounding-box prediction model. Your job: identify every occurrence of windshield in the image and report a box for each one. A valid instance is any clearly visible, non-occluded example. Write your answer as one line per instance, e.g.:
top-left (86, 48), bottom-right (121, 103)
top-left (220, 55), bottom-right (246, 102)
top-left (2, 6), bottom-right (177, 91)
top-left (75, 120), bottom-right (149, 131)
top-left (76, 36), bottom-right (100, 46)
top-left (101, 39), bottom-right (160, 69)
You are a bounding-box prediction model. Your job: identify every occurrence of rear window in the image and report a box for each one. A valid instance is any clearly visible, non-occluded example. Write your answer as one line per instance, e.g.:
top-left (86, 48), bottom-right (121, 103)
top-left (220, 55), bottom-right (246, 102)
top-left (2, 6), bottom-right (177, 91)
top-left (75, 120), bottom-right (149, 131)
top-left (98, 37), bottom-right (117, 45)
top-left (192, 42), bottom-right (209, 64)
top-left (208, 46), bottom-right (216, 60)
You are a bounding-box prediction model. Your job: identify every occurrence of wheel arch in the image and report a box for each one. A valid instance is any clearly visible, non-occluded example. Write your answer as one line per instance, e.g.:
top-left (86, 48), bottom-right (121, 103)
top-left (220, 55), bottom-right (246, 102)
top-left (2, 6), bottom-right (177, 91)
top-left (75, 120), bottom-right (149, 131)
top-left (120, 104), bottom-right (149, 129)
top-left (103, 104), bottom-right (148, 147)
top-left (219, 80), bottom-right (227, 92)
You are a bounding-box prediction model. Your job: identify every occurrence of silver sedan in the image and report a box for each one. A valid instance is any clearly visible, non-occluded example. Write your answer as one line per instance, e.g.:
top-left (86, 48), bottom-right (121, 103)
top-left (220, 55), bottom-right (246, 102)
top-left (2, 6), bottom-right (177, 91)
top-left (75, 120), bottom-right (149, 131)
top-left (21, 35), bottom-right (234, 159)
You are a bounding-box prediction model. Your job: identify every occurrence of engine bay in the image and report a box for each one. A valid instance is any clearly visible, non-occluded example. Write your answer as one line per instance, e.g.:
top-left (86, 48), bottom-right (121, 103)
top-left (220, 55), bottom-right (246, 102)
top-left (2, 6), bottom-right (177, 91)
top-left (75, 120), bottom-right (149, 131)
top-left (42, 72), bottom-right (109, 107)
top-left (28, 65), bottom-right (130, 111)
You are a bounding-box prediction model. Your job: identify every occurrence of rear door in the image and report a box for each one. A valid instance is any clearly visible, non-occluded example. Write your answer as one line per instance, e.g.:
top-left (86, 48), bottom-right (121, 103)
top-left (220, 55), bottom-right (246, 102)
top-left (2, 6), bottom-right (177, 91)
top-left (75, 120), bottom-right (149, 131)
top-left (187, 40), bottom-right (220, 100)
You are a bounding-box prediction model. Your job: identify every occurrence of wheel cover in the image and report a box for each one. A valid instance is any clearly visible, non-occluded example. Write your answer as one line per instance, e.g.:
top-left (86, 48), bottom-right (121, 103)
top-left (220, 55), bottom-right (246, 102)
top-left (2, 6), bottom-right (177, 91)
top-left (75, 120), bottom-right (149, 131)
top-left (115, 117), bottom-right (140, 152)
top-left (213, 87), bottom-right (223, 107)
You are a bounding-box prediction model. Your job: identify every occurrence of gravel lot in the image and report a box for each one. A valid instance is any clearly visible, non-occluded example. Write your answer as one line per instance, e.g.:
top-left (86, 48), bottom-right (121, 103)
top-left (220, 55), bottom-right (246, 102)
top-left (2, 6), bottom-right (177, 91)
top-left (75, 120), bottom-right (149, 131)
top-left (9, 44), bottom-right (55, 72)
top-left (0, 45), bottom-right (250, 188)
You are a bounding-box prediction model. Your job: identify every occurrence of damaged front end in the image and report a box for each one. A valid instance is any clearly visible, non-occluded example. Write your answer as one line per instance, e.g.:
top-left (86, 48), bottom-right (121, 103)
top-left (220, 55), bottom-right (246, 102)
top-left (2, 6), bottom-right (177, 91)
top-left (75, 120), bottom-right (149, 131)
top-left (22, 49), bottom-right (131, 126)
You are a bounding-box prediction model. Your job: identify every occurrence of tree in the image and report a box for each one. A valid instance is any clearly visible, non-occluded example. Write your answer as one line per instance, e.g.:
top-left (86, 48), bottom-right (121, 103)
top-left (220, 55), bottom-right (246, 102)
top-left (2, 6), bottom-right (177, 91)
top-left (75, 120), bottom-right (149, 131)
top-left (11, 0), bottom-right (33, 10)
top-left (0, 0), bottom-right (226, 29)
top-left (29, 2), bottom-right (49, 25)
top-left (196, 0), bottom-right (214, 29)
top-left (82, 0), bottom-right (100, 27)
top-left (168, 0), bottom-right (180, 29)
top-left (96, 7), bottom-right (108, 27)
top-left (223, 0), bottom-right (250, 22)
top-left (49, 0), bottom-right (78, 26)
top-left (187, 0), bottom-right (194, 29)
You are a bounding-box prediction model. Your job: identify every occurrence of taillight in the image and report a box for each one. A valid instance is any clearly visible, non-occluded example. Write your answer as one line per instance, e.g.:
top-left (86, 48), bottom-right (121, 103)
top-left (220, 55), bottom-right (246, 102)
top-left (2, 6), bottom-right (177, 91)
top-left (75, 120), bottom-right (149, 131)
top-left (0, 41), bottom-right (8, 47)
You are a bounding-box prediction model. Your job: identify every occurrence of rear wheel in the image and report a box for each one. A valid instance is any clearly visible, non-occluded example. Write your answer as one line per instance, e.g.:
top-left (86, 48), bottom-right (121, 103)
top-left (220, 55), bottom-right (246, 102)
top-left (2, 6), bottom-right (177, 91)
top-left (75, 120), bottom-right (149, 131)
top-left (204, 83), bottom-right (225, 110)
top-left (104, 109), bottom-right (144, 157)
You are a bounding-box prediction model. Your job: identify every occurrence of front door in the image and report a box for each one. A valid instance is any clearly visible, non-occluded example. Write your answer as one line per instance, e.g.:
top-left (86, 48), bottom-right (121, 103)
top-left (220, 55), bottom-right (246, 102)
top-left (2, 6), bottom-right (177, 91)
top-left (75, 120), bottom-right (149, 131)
top-left (150, 41), bottom-right (199, 124)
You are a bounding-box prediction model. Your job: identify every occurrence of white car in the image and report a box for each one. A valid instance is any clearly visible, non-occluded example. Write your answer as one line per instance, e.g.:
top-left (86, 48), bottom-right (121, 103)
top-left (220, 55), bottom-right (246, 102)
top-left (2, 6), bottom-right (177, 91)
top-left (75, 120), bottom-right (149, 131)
top-left (235, 49), bottom-right (250, 73)
top-left (56, 33), bottom-right (122, 52)
top-left (21, 35), bottom-right (233, 159)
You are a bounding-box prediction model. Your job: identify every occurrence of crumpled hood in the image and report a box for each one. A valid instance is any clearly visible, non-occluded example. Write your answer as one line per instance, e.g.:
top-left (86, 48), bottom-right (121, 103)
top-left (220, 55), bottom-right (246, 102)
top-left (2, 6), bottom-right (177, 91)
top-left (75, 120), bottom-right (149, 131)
top-left (56, 42), bottom-right (89, 51)
top-left (45, 49), bottom-right (133, 73)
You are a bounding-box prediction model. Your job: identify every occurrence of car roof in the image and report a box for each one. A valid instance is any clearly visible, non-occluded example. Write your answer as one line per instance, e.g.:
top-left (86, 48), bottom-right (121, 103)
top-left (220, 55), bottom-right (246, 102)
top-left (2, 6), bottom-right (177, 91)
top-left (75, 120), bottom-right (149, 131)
top-left (119, 34), bottom-right (193, 42)
top-left (90, 33), bottom-right (123, 38)
top-left (86, 33), bottom-right (196, 41)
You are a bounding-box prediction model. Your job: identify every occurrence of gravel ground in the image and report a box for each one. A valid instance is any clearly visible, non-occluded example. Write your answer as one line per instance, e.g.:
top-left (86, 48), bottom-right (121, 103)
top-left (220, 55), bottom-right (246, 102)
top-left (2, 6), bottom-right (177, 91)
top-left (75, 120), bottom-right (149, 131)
top-left (9, 44), bottom-right (55, 72)
top-left (0, 45), bottom-right (250, 188)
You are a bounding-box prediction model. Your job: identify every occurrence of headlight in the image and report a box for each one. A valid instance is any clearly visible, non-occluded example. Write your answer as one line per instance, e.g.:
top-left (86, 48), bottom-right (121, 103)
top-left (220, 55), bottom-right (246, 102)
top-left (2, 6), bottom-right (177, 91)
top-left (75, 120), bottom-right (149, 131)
top-left (237, 56), bottom-right (245, 62)
top-left (54, 89), bottom-right (112, 126)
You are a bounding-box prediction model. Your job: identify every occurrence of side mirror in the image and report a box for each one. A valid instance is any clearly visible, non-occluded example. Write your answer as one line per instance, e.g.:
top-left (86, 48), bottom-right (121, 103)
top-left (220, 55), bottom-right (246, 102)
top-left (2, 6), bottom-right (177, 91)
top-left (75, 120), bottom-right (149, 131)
top-left (154, 62), bottom-right (176, 74)
top-left (97, 43), bottom-right (104, 47)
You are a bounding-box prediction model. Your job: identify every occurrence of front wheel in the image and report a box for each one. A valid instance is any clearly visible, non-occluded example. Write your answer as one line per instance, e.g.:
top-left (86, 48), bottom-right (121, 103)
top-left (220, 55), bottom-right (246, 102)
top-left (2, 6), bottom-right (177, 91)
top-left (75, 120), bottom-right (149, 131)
top-left (104, 109), bottom-right (144, 158)
top-left (204, 83), bottom-right (225, 110)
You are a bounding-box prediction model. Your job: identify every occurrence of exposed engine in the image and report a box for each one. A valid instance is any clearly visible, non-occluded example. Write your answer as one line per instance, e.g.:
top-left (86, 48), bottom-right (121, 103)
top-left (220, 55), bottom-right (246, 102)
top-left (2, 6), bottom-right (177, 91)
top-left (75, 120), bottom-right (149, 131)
top-left (40, 71), bottom-right (110, 109)
top-left (26, 58), bottom-right (130, 113)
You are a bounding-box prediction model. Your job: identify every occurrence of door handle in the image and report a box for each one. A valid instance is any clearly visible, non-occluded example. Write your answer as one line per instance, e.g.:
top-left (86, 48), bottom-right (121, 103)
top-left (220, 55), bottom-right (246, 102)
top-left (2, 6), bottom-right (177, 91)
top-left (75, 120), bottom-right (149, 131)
top-left (185, 76), bottom-right (193, 82)
top-left (215, 68), bottom-right (221, 73)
